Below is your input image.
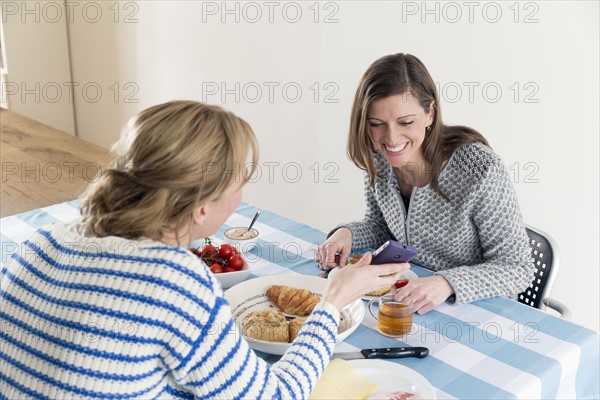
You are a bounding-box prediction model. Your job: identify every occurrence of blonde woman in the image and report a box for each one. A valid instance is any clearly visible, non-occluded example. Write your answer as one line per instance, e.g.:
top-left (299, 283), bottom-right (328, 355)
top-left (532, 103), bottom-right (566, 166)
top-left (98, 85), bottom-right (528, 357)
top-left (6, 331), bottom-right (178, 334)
top-left (317, 53), bottom-right (535, 315)
top-left (0, 101), bottom-right (407, 398)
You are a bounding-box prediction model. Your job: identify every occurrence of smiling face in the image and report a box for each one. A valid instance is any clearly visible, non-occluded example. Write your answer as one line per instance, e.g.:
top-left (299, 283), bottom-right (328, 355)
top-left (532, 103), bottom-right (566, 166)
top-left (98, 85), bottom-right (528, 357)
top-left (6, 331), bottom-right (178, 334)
top-left (367, 92), bottom-right (434, 169)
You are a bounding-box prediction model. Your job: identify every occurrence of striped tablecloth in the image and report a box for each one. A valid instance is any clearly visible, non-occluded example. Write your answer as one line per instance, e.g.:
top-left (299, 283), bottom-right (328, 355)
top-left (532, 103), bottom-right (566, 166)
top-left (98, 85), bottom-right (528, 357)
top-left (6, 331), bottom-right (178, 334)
top-left (2, 200), bottom-right (599, 399)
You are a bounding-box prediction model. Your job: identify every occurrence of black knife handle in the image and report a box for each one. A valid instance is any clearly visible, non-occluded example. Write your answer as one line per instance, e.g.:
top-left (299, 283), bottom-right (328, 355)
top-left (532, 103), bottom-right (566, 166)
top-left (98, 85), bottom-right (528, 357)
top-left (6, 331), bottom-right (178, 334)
top-left (360, 347), bottom-right (429, 359)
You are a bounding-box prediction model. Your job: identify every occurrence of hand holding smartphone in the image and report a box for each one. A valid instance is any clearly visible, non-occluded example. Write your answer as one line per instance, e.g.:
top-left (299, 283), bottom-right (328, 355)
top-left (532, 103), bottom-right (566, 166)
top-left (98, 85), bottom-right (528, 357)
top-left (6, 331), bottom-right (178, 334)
top-left (371, 240), bottom-right (417, 264)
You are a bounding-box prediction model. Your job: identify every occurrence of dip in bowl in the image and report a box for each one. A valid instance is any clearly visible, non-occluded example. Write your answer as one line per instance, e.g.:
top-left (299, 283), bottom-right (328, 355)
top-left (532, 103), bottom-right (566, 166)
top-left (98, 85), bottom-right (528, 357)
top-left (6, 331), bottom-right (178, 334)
top-left (224, 227), bottom-right (259, 252)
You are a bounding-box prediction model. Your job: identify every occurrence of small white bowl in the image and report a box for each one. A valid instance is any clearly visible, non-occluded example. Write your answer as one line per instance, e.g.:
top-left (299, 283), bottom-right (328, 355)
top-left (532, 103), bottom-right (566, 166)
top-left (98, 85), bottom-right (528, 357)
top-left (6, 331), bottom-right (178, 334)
top-left (223, 227), bottom-right (259, 253)
top-left (215, 260), bottom-right (251, 289)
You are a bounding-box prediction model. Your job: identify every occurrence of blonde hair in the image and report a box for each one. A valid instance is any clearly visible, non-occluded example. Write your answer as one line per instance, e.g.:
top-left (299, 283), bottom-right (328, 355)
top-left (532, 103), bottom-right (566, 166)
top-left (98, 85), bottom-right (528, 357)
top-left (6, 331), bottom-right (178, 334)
top-left (80, 100), bottom-right (258, 241)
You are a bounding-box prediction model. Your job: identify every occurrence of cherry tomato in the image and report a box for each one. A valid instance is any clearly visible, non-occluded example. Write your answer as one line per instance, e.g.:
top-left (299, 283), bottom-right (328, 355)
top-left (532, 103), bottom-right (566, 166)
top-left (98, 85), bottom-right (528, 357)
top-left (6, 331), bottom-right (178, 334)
top-left (210, 263), bottom-right (223, 274)
top-left (394, 279), bottom-right (409, 289)
top-left (222, 267), bottom-right (237, 273)
top-left (202, 244), bottom-right (217, 256)
top-left (218, 244), bottom-right (234, 260)
top-left (228, 254), bottom-right (244, 271)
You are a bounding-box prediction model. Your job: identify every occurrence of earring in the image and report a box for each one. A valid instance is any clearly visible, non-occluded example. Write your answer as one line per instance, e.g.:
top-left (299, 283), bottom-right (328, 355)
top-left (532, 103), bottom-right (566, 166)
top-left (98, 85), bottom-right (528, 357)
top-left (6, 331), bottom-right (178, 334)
top-left (426, 125), bottom-right (432, 131)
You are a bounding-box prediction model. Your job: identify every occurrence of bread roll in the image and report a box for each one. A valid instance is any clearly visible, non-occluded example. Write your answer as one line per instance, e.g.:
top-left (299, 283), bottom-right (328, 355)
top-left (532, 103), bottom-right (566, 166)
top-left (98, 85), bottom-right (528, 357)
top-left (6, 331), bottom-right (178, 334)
top-left (242, 310), bottom-right (289, 342)
top-left (288, 317), bottom-right (307, 342)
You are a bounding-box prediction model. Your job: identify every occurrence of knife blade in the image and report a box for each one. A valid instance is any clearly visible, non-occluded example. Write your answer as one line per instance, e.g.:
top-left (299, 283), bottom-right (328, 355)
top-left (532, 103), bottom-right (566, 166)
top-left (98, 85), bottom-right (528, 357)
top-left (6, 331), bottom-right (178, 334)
top-left (333, 347), bottom-right (429, 360)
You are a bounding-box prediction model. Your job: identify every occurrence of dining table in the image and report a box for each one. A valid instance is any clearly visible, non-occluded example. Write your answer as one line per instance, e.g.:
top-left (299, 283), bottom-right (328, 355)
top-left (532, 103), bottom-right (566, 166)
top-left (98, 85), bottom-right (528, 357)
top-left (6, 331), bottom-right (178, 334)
top-left (1, 108), bottom-right (599, 399)
top-left (1, 199), bottom-right (599, 399)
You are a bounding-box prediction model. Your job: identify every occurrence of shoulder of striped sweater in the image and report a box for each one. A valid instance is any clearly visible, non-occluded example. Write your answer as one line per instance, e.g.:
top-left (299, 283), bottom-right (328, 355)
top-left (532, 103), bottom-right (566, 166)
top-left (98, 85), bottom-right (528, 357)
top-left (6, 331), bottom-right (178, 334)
top-left (143, 246), bottom-right (218, 290)
top-left (43, 222), bottom-right (213, 285)
top-left (128, 244), bottom-right (215, 286)
top-left (46, 222), bottom-right (193, 258)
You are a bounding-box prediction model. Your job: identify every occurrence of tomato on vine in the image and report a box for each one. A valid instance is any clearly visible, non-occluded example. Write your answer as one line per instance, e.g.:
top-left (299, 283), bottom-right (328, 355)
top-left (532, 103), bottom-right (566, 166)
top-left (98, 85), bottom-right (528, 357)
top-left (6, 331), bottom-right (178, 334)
top-left (210, 263), bottom-right (223, 274)
top-left (201, 244), bottom-right (218, 258)
top-left (229, 254), bottom-right (244, 271)
top-left (190, 238), bottom-right (246, 275)
top-left (218, 244), bottom-right (235, 260)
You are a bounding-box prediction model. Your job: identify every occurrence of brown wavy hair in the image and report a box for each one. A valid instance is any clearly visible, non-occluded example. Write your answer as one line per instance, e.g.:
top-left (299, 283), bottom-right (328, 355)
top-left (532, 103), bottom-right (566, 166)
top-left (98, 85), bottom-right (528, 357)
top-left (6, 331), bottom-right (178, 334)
top-left (347, 53), bottom-right (489, 200)
top-left (80, 100), bottom-right (258, 242)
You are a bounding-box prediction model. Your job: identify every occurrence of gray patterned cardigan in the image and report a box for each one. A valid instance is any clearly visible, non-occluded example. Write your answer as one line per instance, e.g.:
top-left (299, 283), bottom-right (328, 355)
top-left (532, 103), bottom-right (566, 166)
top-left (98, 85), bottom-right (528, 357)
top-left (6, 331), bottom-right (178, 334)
top-left (334, 143), bottom-right (535, 304)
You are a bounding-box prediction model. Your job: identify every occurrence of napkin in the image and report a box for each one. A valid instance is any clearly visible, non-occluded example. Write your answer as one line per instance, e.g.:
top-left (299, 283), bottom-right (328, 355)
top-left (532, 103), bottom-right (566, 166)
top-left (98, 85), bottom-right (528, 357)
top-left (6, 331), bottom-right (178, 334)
top-left (309, 359), bottom-right (378, 399)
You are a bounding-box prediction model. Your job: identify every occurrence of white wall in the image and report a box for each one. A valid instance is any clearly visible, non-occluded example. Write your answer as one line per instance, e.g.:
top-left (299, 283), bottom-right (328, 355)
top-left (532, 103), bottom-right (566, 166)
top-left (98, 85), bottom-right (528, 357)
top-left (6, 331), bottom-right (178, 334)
top-left (65, 1), bottom-right (598, 331)
top-left (1, 0), bottom-right (75, 134)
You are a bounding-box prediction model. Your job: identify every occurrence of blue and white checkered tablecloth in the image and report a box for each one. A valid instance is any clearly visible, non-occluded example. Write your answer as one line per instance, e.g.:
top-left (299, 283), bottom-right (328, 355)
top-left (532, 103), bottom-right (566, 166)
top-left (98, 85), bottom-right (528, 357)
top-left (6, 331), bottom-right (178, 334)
top-left (2, 201), bottom-right (599, 399)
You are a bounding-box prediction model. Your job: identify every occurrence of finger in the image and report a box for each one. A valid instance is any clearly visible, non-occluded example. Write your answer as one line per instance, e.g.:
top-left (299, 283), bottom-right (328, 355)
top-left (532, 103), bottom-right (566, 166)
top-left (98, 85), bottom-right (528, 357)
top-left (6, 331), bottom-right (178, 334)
top-left (320, 254), bottom-right (335, 269)
top-left (339, 248), bottom-right (351, 267)
top-left (413, 299), bottom-right (430, 315)
top-left (316, 244), bottom-right (327, 261)
top-left (372, 263), bottom-right (409, 278)
top-left (393, 290), bottom-right (407, 303)
top-left (393, 285), bottom-right (411, 302)
top-left (324, 242), bottom-right (336, 261)
top-left (416, 304), bottom-right (434, 315)
top-left (319, 246), bottom-right (339, 270)
top-left (315, 245), bottom-right (330, 270)
top-left (323, 243), bottom-right (340, 268)
top-left (322, 262), bottom-right (337, 270)
top-left (410, 296), bottom-right (430, 314)
top-left (356, 252), bottom-right (372, 267)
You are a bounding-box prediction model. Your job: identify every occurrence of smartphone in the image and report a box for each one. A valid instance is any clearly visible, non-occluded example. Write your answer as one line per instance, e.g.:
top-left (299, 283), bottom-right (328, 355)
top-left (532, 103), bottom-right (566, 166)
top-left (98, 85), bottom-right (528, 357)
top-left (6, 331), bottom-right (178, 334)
top-left (371, 240), bottom-right (417, 264)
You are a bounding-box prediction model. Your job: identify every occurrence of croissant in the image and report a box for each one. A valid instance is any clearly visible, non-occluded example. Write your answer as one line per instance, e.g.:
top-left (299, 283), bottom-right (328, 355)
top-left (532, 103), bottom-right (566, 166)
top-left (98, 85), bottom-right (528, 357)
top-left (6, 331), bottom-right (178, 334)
top-left (266, 285), bottom-right (320, 316)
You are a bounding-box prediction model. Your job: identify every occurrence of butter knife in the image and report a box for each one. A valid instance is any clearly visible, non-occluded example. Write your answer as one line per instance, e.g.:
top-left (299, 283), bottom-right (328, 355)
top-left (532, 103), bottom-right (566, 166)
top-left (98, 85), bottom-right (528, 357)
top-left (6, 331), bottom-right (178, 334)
top-left (333, 347), bottom-right (429, 360)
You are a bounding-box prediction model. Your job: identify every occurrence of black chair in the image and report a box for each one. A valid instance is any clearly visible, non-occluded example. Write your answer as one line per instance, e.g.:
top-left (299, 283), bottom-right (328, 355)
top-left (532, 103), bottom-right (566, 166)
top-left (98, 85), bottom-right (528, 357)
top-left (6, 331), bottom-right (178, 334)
top-left (518, 226), bottom-right (571, 319)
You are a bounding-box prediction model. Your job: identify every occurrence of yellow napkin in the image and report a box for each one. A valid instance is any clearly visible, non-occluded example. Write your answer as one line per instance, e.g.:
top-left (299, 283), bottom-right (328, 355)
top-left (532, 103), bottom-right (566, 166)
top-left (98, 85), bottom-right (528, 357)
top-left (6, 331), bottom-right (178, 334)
top-left (309, 359), bottom-right (378, 399)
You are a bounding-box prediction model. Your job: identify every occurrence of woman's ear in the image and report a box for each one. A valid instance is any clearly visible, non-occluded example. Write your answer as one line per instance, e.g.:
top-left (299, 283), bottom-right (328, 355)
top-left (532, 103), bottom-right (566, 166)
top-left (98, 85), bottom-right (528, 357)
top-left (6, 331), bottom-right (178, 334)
top-left (192, 204), bottom-right (208, 225)
top-left (427, 101), bottom-right (436, 125)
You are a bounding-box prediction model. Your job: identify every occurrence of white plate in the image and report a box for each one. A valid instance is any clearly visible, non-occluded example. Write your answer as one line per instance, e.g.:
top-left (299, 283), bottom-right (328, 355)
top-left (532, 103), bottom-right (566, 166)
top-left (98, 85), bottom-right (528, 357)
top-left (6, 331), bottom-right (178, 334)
top-left (224, 274), bottom-right (365, 355)
top-left (349, 359), bottom-right (436, 399)
top-left (328, 268), bottom-right (419, 301)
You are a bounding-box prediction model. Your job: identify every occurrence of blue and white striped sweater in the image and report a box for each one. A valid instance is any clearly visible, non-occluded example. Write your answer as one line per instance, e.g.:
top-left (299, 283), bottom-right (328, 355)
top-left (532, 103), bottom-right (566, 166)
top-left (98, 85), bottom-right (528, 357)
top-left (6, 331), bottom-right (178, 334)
top-left (0, 222), bottom-right (339, 399)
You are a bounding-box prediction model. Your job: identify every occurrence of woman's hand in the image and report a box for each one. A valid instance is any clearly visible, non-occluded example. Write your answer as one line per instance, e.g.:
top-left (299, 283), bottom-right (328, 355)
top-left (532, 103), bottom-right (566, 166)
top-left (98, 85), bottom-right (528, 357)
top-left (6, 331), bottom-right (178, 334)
top-left (322, 252), bottom-right (409, 311)
top-left (393, 275), bottom-right (454, 315)
top-left (315, 228), bottom-right (352, 270)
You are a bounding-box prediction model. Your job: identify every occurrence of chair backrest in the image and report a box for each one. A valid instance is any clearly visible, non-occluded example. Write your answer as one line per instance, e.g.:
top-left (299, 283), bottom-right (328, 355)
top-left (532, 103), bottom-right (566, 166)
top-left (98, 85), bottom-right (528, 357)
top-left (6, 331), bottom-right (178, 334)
top-left (518, 226), bottom-right (560, 309)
